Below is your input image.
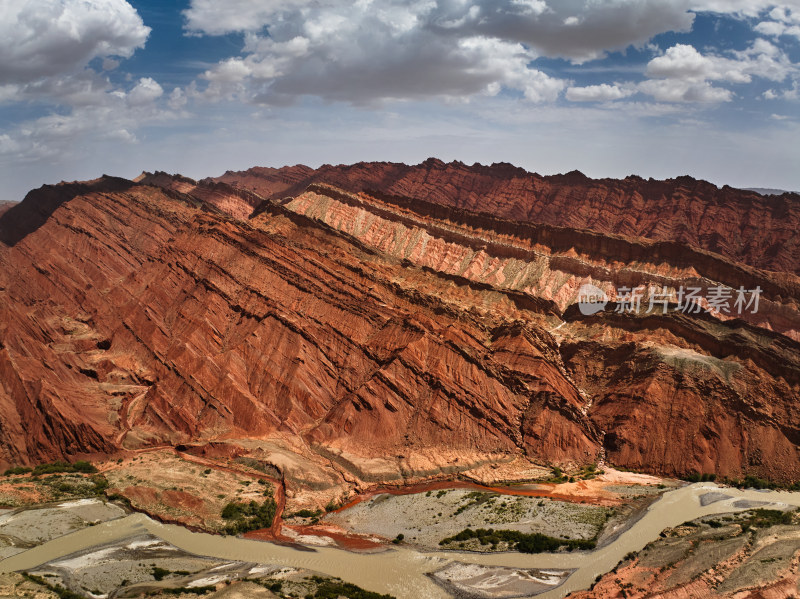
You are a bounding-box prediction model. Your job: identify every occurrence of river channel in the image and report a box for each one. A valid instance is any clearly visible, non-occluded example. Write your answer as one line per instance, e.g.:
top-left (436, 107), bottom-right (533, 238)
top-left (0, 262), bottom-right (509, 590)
top-left (1, 483), bottom-right (798, 598)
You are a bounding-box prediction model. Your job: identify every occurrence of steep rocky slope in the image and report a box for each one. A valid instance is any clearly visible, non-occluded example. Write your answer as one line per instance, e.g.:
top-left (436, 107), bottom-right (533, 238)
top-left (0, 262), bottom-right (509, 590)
top-left (0, 177), bottom-right (597, 480)
top-left (215, 158), bottom-right (800, 276)
top-left (0, 166), bottom-right (799, 490)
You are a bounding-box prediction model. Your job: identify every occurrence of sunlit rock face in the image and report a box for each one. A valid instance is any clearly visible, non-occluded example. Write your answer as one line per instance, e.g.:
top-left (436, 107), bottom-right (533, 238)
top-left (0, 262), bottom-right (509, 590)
top-left (0, 162), bottom-right (798, 486)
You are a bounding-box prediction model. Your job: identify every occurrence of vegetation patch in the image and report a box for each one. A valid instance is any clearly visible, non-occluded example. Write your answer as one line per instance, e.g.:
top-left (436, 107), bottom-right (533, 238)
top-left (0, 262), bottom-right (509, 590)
top-left (149, 587), bottom-right (215, 596)
top-left (221, 498), bottom-right (277, 534)
top-left (541, 464), bottom-right (603, 484)
top-left (439, 527), bottom-right (597, 553)
top-left (251, 575), bottom-right (395, 599)
top-left (305, 576), bottom-right (394, 599)
top-left (44, 474), bottom-right (108, 499)
top-left (685, 471), bottom-right (800, 491)
top-left (4, 460), bottom-right (97, 477)
top-left (737, 508), bottom-right (796, 531)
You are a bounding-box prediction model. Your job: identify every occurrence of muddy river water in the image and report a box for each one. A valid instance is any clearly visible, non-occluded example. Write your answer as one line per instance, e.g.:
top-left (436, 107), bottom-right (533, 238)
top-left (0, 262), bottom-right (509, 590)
top-left (2, 483), bottom-right (799, 598)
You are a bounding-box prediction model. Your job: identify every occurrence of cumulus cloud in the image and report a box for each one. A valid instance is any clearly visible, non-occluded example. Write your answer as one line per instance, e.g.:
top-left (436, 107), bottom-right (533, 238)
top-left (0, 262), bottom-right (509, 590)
top-left (187, 0), bottom-right (697, 64)
top-left (127, 77), bottom-right (163, 106)
top-left (638, 78), bottom-right (733, 102)
top-left (754, 6), bottom-right (800, 39)
top-left (764, 79), bottom-right (800, 99)
top-left (566, 83), bottom-right (634, 102)
top-left (183, 0), bottom-right (322, 35)
top-left (0, 0), bottom-right (150, 85)
top-left (0, 1), bottom-right (180, 166)
top-left (637, 41), bottom-right (794, 102)
top-left (690, 1), bottom-right (800, 17)
top-left (1, 79), bottom-right (177, 162)
top-left (181, 0), bottom-right (800, 107)
top-left (194, 2), bottom-right (568, 105)
top-left (436, 0), bottom-right (696, 63)
top-left (180, 0), bottom-right (715, 106)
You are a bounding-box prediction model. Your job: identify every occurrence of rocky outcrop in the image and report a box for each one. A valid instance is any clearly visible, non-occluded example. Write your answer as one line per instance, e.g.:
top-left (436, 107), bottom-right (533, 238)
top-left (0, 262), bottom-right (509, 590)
top-left (215, 159), bottom-right (800, 276)
top-left (0, 177), bottom-right (599, 477)
top-left (135, 171), bottom-right (264, 220)
top-left (277, 184), bottom-right (800, 340)
top-left (1, 165), bottom-right (799, 485)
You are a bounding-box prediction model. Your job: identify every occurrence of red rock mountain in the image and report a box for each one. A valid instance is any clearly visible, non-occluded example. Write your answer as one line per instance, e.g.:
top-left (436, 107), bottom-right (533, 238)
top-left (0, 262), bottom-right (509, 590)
top-left (214, 158), bottom-right (800, 276)
top-left (0, 161), bottom-right (799, 492)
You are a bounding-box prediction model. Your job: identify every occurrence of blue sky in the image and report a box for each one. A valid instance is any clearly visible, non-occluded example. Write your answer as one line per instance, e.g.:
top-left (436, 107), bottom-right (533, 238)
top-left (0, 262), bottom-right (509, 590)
top-left (1, 0), bottom-right (799, 202)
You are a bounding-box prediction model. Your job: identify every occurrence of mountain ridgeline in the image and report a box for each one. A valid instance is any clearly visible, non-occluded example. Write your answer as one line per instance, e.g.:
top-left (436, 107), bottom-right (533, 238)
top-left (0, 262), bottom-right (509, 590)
top-left (0, 160), bottom-right (798, 489)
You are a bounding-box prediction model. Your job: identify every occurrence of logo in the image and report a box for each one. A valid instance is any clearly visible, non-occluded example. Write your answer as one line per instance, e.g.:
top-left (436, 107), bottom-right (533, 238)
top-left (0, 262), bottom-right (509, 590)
top-left (577, 283), bottom-right (608, 316)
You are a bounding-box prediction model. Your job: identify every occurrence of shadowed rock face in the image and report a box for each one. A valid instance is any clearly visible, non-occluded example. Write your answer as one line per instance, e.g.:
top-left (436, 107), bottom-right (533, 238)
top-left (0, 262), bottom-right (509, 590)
top-left (0, 164), bottom-right (799, 486)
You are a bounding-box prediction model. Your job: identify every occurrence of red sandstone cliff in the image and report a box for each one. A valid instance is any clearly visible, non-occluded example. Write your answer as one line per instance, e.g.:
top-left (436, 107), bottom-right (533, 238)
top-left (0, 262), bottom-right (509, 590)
top-left (0, 165), bottom-right (799, 486)
top-left (214, 159), bottom-right (800, 276)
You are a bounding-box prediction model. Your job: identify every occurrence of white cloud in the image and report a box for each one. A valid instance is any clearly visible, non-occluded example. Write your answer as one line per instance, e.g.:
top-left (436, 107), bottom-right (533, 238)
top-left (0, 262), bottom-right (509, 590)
top-left (0, 0), bottom-right (150, 85)
top-left (194, 3), bottom-right (569, 106)
top-left (764, 79), bottom-right (800, 99)
top-left (510, 0), bottom-right (549, 16)
top-left (457, 0), bottom-right (696, 63)
top-left (127, 77), bottom-right (163, 106)
top-left (636, 41), bottom-right (795, 102)
top-left (1, 70), bottom-right (115, 107)
top-left (1, 84), bottom-right (179, 163)
top-left (183, 0), bottom-right (799, 108)
top-left (0, 2), bottom-right (179, 167)
top-left (566, 83), bottom-right (634, 102)
top-left (646, 44), bottom-right (715, 79)
top-left (184, 0), bottom-right (696, 67)
top-left (691, 1), bottom-right (800, 17)
top-left (638, 78), bottom-right (733, 102)
top-left (755, 5), bottom-right (800, 39)
top-left (183, 0), bottom-right (328, 35)
top-left (178, 0), bottom-right (793, 107)
top-left (168, 87), bottom-right (188, 110)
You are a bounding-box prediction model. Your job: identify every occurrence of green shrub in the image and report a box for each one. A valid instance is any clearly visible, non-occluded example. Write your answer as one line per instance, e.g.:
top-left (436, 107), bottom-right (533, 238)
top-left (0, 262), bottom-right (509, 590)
top-left (221, 498), bottom-right (277, 534)
top-left (155, 586), bottom-right (215, 595)
top-left (292, 509), bottom-right (322, 518)
top-left (304, 576), bottom-right (394, 599)
top-left (439, 528), bottom-right (596, 553)
top-left (3, 466), bottom-right (32, 476)
top-left (30, 460), bottom-right (97, 476)
top-left (683, 472), bottom-right (716, 483)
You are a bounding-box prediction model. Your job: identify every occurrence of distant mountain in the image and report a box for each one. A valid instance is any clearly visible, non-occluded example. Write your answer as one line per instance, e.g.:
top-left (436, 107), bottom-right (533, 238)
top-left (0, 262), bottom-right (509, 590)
top-left (744, 187), bottom-right (794, 196)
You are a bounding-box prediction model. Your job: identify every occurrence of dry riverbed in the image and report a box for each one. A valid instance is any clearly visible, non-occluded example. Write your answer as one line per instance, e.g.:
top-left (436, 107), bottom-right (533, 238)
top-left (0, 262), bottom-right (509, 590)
top-left (22, 531), bottom-right (388, 599)
top-left (0, 498), bottom-right (126, 559)
top-left (319, 470), bottom-right (675, 554)
top-left (324, 488), bottom-right (612, 551)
